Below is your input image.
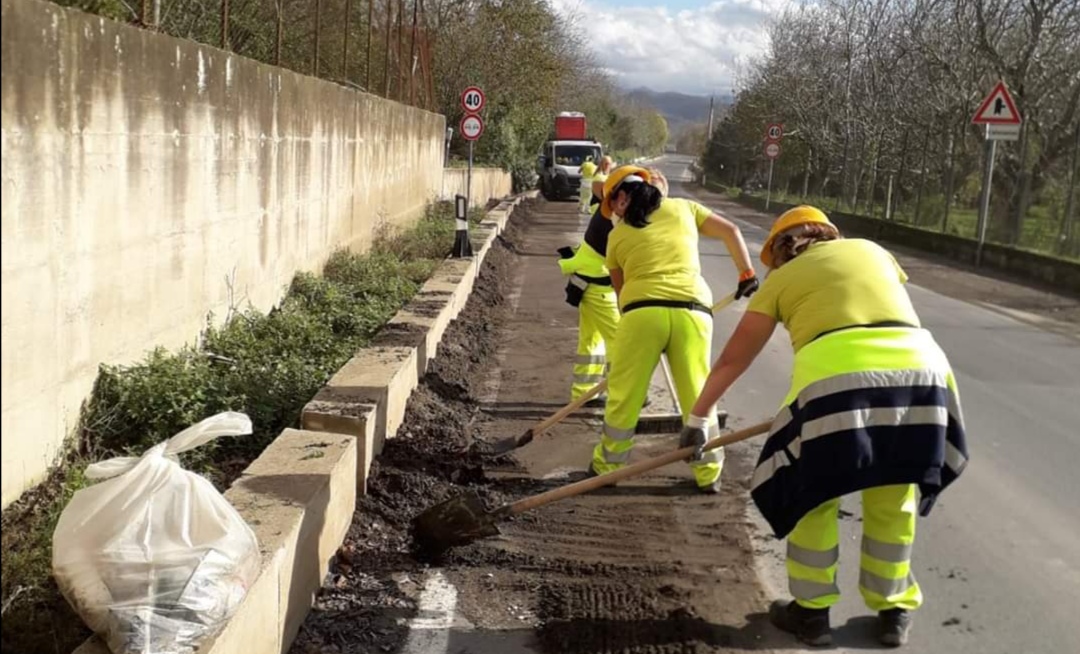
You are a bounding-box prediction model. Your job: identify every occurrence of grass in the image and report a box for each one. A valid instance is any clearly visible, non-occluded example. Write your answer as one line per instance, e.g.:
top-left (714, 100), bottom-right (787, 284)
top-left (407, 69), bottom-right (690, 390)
top-left (0, 200), bottom-right (485, 654)
top-left (748, 189), bottom-right (1076, 260)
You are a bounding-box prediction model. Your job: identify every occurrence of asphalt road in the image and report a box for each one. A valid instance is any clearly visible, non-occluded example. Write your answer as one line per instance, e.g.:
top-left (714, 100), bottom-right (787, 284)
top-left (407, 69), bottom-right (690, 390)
top-left (653, 155), bottom-right (1080, 653)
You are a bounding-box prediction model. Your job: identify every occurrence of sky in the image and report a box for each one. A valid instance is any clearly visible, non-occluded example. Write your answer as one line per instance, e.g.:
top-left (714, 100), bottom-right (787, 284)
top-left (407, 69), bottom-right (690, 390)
top-left (549, 0), bottom-right (795, 97)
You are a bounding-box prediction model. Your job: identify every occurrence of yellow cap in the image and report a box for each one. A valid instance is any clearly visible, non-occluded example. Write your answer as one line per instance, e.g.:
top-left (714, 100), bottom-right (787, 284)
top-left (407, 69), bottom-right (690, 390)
top-left (600, 166), bottom-right (652, 219)
top-left (760, 205), bottom-right (835, 267)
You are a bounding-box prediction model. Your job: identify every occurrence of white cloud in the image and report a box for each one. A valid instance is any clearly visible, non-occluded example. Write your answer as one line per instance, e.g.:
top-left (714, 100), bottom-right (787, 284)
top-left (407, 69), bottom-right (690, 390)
top-left (551, 0), bottom-right (793, 96)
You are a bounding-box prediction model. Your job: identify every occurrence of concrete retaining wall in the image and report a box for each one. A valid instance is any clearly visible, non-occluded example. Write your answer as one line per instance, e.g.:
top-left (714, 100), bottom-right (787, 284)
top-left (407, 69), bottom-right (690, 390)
top-left (0, 0), bottom-right (448, 508)
top-left (442, 167), bottom-right (513, 204)
top-left (736, 195), bottom-right (1080, 294)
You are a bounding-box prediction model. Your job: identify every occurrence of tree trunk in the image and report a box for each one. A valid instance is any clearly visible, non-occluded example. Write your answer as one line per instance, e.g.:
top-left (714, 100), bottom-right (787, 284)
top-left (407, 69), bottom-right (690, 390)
top-left (914, 126), bottom-right (931, 225)
top-left (1059, 124), bottom-right (1079, 257)
top-left (942, 124), bottom-right (958, 233)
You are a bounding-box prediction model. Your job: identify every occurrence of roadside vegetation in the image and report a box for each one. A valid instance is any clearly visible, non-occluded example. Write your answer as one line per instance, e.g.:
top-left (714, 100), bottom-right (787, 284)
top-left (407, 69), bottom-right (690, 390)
top-left (695, 0), bottom-right (1079, 259)
top-left (0, 201), bottom-right (481, 654)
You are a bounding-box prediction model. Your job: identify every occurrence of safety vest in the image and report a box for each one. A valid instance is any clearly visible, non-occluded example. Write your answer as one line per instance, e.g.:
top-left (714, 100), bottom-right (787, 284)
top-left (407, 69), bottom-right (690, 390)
top-left (750, 326), bottom-right (969, 539)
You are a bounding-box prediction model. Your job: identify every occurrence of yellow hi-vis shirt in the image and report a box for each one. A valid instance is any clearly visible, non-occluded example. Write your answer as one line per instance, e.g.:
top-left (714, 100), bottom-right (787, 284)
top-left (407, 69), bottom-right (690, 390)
top-left (559, 242), bottom-right (609, 278)
top-left (747, 238), bottom-right (920, 353)
top-left (605, 198), bottom-right (714, 309)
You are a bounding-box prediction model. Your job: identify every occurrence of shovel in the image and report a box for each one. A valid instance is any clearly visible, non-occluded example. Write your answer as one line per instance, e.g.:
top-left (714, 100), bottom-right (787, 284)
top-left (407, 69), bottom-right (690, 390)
top-left (479, 293), bottom-right (738, 455)
top-left (413, 419), bottom-right (772, 556)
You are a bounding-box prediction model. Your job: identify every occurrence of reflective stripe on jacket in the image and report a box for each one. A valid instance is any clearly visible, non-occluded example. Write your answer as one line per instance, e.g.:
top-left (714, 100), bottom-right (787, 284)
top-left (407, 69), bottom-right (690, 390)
top-left (751, 326), bottom-right (969, 539)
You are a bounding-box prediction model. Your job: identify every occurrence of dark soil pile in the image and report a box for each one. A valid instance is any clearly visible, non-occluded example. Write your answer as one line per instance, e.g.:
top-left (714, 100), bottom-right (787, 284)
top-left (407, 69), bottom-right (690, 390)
top-left (289, 204), bottom-right (531, 654)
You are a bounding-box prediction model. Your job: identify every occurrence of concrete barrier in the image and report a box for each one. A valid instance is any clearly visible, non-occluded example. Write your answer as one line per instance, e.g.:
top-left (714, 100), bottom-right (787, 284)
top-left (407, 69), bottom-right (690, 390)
top-left (74, 429), bottom-right (358, 654)
top-left (301, 195), bottom-right (526, 494)
top-left (735, 195), bottom-right (1080, 294)
top-left (1, 0), bottom-right (448, 508)
top-left (441, 167), bottom-right (513, 204)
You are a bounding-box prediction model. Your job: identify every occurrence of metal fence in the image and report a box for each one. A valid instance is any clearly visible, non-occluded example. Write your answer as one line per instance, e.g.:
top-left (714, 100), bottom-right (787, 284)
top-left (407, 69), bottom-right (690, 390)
top-left (60, 0), bottom-right (436, 110)
top-left (707, 116), bottom-right (1079, 261)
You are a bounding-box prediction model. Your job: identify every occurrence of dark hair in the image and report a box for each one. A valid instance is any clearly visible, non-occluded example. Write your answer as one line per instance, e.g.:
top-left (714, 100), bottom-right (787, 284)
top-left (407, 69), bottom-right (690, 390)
top-left (620, 182), bottom-right (663, 228)
top-left (770, 223), bottom-right (840, 266)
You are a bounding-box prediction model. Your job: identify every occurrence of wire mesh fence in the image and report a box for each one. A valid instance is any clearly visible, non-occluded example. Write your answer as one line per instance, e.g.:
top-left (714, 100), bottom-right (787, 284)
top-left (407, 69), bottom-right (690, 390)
top-left (55, 0), bottom-right (436, 110)
top-left (734, 120), bottom-right (1080, 261)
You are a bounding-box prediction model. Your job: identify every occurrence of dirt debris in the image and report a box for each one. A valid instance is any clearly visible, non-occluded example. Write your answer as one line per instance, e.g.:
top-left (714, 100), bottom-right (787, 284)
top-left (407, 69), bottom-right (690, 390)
top-left (290, 204), bottom-right (530, 654)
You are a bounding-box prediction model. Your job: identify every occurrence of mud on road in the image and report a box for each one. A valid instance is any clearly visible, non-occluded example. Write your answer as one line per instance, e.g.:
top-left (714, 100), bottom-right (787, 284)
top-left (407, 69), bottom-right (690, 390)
top-left (292, 199), bottom-right (783, 654)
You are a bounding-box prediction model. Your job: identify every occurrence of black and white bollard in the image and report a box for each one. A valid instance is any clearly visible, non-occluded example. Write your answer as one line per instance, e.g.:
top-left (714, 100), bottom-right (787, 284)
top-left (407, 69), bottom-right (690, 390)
top-left (452, 194), bottom-right (473, 258)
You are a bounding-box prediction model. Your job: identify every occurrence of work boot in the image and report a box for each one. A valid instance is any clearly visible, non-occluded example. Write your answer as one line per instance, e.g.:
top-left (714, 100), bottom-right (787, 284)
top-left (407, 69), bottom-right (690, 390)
top-left (879, 608), bottom-right (913, 647)
top-left (768, 599), bottom-right (832, 647)
top-left (696, 478), bottom-right (722, 495)
top-left (583, 397), bottom-right (607, 409)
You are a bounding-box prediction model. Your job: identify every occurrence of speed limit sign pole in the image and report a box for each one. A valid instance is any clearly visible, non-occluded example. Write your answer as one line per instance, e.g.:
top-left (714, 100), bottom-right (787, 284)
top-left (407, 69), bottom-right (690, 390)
top-left (455, 86), bottom-right (486, 258)
top-left (764, 124), bottom-right (783, 210)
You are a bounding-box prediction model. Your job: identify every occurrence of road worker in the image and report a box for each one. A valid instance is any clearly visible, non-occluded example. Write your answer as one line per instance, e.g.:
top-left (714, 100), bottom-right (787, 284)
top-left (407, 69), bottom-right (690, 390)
top-left (557, 157), bottom-right (623, 405)
top-left (589, 166), bottom-right (759, 491)
top-left (682, 205), bottom-right (970, 647)
top-left (579, 160), bottom-right (599, 213)
top-left (590, 156), bottom-right (615, 208)
top-left (557, 160), bottom-right (668, 405)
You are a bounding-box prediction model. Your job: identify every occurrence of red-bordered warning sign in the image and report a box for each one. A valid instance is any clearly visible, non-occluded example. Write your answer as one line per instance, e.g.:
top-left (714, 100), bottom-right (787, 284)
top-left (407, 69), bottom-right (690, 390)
top-left (972, 81), bottom-right (1021, 125)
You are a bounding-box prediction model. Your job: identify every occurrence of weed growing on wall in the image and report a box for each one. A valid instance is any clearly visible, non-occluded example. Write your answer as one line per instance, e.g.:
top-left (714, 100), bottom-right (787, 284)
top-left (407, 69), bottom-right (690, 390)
top-left (0, 200), bottom-right (483, 654)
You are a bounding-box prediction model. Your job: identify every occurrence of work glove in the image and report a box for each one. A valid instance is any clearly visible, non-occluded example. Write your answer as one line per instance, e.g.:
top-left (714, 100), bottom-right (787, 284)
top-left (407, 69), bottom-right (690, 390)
top-left (678, 414), bottom-right (712, 462)
top-left (735, 273), bottom-right (760, 300)
top-left (557, 246), bottom-right (575, 260)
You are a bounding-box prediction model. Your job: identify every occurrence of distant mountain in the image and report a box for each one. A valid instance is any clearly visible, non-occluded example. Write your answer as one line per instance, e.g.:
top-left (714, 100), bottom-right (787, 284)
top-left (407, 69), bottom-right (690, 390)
top-left (624, 88), bottom-right (731, 128)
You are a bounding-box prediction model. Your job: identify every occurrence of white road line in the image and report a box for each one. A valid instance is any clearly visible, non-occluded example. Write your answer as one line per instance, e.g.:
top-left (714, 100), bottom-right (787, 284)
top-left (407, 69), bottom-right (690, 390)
top-left (402, 571), bottom-right (473, 654)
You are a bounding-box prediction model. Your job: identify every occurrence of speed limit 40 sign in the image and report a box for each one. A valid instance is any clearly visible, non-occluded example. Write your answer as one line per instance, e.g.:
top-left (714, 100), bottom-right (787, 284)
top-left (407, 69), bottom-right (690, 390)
top-left (461, 86), bottom-right (485, 114)
top-left (765, 123), bottom-right (783, 142)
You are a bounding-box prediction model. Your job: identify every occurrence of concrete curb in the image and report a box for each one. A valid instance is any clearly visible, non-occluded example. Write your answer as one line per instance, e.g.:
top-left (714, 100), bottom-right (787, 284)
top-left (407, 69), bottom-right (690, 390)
top-left (74, 429), bottom-right (357, 654)
top-left (74, 193), bottom-right (531, 654)
top-left (300, 193), bottom-right (529, 494)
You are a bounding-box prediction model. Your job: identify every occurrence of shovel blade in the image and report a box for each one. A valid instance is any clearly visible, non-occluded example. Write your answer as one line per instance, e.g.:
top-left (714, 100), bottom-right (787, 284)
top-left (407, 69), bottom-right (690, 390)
top-left (411, 490), bottom-right (501, 557)
top-left (471, 428), bottom-right (534, 456)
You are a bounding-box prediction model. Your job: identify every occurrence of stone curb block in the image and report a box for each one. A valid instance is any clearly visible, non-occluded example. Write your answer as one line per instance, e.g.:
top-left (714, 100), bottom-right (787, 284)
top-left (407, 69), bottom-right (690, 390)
top-left (301, 194), bottom-right (525, 495)
top-left (74, 429), bottom-right (357, 654)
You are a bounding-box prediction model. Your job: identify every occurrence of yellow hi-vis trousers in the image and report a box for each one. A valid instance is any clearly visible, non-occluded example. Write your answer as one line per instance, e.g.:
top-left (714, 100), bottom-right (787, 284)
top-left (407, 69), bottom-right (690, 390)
top-left (787, 484), bottom-right (923, 612)
top-left (571, 284), bottom-right (620, 401)
top-left (591, 306), bottom-right (723, 487)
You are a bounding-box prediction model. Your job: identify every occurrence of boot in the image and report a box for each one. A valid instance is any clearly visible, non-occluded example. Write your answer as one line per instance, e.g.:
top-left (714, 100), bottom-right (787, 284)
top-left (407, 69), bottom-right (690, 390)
top-left (696, 478), bottom-right (722, 494)
top-left (583, 397), bottom-right (607, 409)
top-left (768, 599), bottom-right (832, 647)
top-left (879, 608), bottom-right (913, 647)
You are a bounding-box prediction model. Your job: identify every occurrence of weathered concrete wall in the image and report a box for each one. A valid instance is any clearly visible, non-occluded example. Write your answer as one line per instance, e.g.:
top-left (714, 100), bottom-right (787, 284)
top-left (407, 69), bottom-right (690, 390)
top-left (0, 0), bottom-right (446, 507)
top-left (442, 167), bottom-right (513, 205)
top-left (736, 195), bottom-right (1080, 295)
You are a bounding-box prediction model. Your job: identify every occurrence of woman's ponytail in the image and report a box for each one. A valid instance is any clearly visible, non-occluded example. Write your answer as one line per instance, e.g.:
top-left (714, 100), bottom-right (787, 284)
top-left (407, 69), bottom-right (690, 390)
top-left (622, 182), bottom-right (663, 228)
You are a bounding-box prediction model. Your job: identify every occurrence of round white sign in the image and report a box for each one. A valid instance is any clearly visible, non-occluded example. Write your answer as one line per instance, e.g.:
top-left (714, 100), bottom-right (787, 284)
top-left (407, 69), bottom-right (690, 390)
top-left (765, 142), bottom-right (781, 159)
top-left (461, 114), bottom-right (484, 141)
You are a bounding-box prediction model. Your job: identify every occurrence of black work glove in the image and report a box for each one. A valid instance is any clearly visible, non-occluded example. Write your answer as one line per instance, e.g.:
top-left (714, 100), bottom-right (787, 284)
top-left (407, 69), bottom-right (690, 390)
top-left (557, 246), bottom-right (575, 260)
top-left (678, 424), bottom-right (708, 462)
top-left (736, 275), bottom-right (760, 300)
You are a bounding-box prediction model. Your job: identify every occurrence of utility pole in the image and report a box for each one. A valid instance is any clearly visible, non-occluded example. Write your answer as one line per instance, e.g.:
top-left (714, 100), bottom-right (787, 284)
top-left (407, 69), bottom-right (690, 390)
top-left (703, 96), bottom-right (715, 187)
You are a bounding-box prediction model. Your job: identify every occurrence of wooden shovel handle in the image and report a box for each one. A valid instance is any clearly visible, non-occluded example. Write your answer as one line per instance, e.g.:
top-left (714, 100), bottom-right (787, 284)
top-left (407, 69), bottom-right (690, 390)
top-left (504, 419), bottom-right (773, 516)
top-left (532, 379), bottom-right (607, 435)
top-left (529, 293), bottom-right (736, 438)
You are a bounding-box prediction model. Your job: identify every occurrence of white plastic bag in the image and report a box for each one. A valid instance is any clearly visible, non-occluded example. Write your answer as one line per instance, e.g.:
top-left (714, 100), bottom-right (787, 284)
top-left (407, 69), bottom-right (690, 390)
top-left (53, 412), bottom-right (261, 654)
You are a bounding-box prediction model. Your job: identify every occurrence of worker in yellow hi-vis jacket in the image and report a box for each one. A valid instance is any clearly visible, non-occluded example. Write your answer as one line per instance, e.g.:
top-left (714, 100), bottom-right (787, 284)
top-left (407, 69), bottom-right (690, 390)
top-left (589, 166), bottom-right (759, 491)
top-left (558, 157), bottom-right (653, 407)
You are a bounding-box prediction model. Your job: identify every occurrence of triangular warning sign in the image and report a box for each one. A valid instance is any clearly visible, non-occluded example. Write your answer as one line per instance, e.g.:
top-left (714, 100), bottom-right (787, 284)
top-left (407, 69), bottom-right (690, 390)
top-left (972, 81), bottom-right (1021, 125)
